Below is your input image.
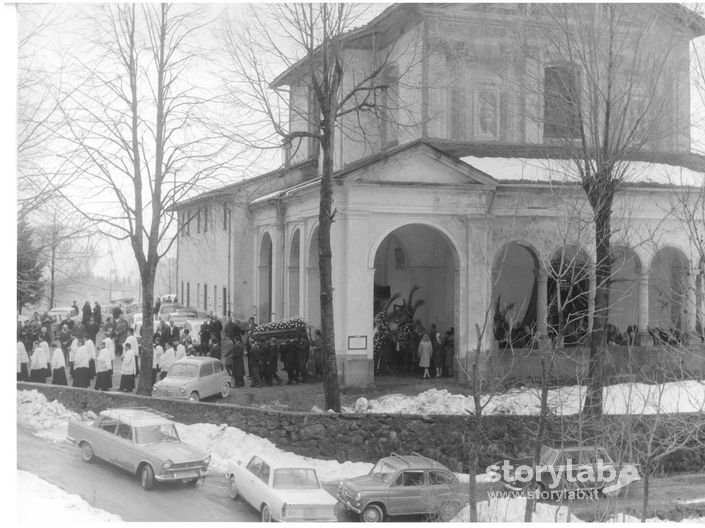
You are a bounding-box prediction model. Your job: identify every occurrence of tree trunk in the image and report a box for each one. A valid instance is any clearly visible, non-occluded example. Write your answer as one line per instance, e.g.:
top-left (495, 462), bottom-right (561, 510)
top-left (584, 196), bottom-right (612, 416)
top-left (319, 121), bottom-right (340, 412)
top-left (136, 268), bottom-right (156, 395)
top-left (467, 434), bottom-right (478, 523)
top-left (49, 235), bottom-right (56, 309)
top-left (641, 455), bottom-right (651, 522)
top-left (525, 351), bottom-right (551, 521)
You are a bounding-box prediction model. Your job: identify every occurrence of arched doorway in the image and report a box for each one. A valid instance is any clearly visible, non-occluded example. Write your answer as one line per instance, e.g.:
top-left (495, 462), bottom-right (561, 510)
top-left (307, 227), bottom-right (321, 331)
top-left (288, 230), bottom-right (301, 317)
top-left (649, 246), bottom-right (689, 336)
top-left (492, 242), bottom-right (540, 348)
top-left (608, 247), bottom-right (641, 339)
top-left (548, 245), bottom-right (590, 346)
top-left (258, 232), bottom-right (273, 323)
top-left (372, 223), bottom-right (459, 375)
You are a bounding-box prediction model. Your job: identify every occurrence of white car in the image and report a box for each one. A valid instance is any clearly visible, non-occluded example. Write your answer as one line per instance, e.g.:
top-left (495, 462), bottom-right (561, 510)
top-left (226, 455), bottom-right (338, 522)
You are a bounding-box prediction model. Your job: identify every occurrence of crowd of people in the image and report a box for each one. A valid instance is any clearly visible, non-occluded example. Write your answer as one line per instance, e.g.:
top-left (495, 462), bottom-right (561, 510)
top-left (17, 303), bottom-right (326, 393)
top-left (375, 322), bottom-right (455, 378)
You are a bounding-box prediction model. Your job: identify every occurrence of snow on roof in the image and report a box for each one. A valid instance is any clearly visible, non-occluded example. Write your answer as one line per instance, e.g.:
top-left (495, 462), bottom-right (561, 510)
top-left (249, 178), bottom-right (320, 206)
top-left (461, 156), bottom-right (704, 187)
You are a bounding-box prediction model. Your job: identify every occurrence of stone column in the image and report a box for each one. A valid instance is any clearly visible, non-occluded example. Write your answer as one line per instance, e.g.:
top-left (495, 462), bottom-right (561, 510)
top-left (637, 270), bottom-right (650, 346)
top-left (535, 268), bottom-right (548, 338)
top-left (686, 267), bottom-right (697, 335)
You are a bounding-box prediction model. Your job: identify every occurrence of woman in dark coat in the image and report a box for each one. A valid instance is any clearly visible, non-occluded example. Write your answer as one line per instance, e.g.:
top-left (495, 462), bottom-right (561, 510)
top-left (231, 337), bottom-right (246, 387)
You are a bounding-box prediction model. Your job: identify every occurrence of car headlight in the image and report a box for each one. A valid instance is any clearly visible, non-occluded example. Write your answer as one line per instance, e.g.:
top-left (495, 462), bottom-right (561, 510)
top-left (162, 459), bottom-right (173, 470)
top-left (355, 492), bottom-right (361, 502)
top-left (203, 455), bottom-right (211, 465)
top-left (179, 387), bottom-right (185, 393)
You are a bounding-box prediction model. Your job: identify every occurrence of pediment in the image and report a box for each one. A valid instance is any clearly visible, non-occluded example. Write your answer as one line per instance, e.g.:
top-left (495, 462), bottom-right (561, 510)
top-left (341, 143), bottom-right (496, 187)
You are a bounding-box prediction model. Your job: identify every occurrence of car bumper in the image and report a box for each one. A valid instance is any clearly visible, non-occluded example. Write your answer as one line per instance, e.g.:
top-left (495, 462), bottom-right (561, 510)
top-left (338, 497), bottom-right (362, 514)
top-left (155, 468), bottom-right (208, 482)
top-left (153, 391), bottom-right (189, 400)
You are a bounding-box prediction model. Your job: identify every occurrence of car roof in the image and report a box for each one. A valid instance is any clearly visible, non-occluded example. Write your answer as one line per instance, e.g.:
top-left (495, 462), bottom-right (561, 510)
top-left (48, 307), bottom-right (73, 313)
top-left (380, 453), bottom-right (448, 471)
top-left (101, 408), bottom-right (173, 427)
top-left (249, 454), bottom-right (316, 471)
top-left (174, 357), bottom-right (219, 365)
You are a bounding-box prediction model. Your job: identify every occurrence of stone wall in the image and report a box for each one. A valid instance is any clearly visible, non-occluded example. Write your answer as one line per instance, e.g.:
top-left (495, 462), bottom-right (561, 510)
top-left (17, 383), bottom-right (705, 474)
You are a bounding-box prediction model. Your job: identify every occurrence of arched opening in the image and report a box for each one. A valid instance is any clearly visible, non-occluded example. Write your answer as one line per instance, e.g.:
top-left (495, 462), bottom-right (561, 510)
top-left (288, 230), bottom-right (301, 317)
top-left (548, 246), bottom-right (590, 346)
top-left (372, 224), bottom-right (459, 376)
top-left (649, 246), bottom-right (689, 339)
top-left (608, 247), bottom-right (641, 343)
top-left (492, 242), bottom-right (540, 349)
top-left (258, 232), bottom-right (273, 323)
top-left (307, 227), bottom-right (321, 332)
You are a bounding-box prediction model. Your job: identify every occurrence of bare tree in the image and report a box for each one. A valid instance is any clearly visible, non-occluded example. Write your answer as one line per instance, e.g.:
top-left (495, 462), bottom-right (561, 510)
top-left (220, 3), bottom-right (422, 411)
top-left (56, 4), bottom-right (233, 394)
top-left (521, 5), bottom-right (684, 415)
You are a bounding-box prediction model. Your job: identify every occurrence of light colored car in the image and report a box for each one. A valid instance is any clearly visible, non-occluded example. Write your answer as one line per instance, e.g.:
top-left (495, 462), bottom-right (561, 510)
top-left (67, 407), bottom-right (211, 490)
top-left (48, 306), bottom-right (76, 322)
top-left (226, 454), bottom-right (338, 522)
top-left (152, 357), bottom-right (231, 401)
top-left (169, 309), bottom-right (198, 328)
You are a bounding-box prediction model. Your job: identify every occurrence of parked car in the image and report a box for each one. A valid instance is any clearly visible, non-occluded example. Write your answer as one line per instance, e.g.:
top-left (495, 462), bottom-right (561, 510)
top-left (48, 306), bottom-right (76, 323)
top-left (226, 454), bottom-right (338, 522)
top-left (337, 452), bottom-right (464, 522)
top-left (156, 302), bottom-right (180, 323)
top-left (169, 309), bottom-right (198, 328)
top-left (67, 407), bottom-right (211, 490)
top-left (492, 445), bottom-right (637, 497)
top-left (124, 302), bottom-right (141, 326)
top-left (152, 357), bottom-right (231, 401)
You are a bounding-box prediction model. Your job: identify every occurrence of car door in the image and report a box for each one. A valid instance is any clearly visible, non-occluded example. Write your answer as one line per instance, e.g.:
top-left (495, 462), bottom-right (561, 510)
top-left (255, 462), bottom-right (274, 512)
top-left (213, 361), bottom-right (226, 389)
top-left (240, 456), bottom-right (263, 505)
top-left (427, 470), bottom-right (456, 511)
top-left (112, 421), bottom-right (137, 472)
top-left (94, 416), bottom-right (119, 463)
top-left (199, 361), bottom-right (215, 397)
top-left (387, 470), bottom-right (426, 515)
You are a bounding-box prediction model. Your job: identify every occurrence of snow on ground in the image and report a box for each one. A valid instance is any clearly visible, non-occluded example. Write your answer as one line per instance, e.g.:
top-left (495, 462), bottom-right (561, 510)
top-left (451, 496), bottom-right (581, 523)
top-left (353, 380), bottom-right (705, 416)
top-left (17, 470), bottom-right (122, 522)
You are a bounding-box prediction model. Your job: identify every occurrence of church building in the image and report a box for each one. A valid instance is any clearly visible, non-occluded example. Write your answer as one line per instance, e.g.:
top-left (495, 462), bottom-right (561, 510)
top-left (175, 4), bottom-right (705, 387)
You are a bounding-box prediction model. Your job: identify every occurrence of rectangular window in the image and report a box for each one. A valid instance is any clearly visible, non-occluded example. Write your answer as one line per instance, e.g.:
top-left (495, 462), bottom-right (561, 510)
top-left (181, 281), bottom-right (184, 304)
top-left (186, 282), bottom-right (190, 307)
top-left (223, 205), bottom-right (229, 230)
top-left (204, 283), bottom-right (208, 311)
top-left (222, 287), bottom-right (227, 316)
top-left (196, 209), bottom-right (201, 233)
top-left (203, 205), bottom-right (209, 233)
top-left (544, 65), bottom-right (581, 139)
top-left (213, 284), bottom-right (217, 313)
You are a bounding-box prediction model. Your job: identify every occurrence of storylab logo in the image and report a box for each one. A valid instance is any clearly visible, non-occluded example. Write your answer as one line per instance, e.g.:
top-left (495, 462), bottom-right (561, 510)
top-left (486, 460), bottom-right (641, 498)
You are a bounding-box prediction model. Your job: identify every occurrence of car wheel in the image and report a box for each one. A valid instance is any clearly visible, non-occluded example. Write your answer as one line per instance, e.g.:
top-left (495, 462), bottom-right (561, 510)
top-left (220, 381), bottom-right (231, 398)
top-left (80, 442), bottom-right (95, 463)
top-left (361, 504), bottom-right (384, 522)
top-left (140, 464), bottom-right (155, 490)
top-left (228, 476), bottom-right (239, 500)
top-left (185, 478), bottom-right (199, 486)
top-left (189, 391), bottom-right (200, 402)
top-left (438, 499), bottom-right (462, 521)
top-left (261, 504), bottom-right (272, 522)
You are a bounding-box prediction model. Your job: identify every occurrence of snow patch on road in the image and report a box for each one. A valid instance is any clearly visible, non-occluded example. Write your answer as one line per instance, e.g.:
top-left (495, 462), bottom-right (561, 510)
top-left (17, 470), bottom-right (122, 522)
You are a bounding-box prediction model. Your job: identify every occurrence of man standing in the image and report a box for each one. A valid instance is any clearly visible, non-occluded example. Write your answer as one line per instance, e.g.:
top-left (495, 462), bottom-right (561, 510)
top-left (82, 301), bottom-right (92, 326)
top-left (93, 301), bottom-right (102, 327)
top-left (248, 337), bottom-right (262, 388)
top-left (212, 315), bottom-right (223, 344)
top-left (199, 318), bottom-right (211, 356)
top-left (71, 300), bottom-right (79, 317)
top-left (232, 336), bottom-right (245, 388)
top-left (221, 335), bottom-right (234, 380)
top-left (115, 314), bottom-right (128, 357)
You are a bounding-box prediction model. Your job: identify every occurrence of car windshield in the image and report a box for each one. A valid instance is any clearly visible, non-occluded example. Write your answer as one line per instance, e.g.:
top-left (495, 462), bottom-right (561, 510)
top-left (134, 423), bottom-right (180, 444)
top-left (272, 469), bottom-right (320, 490)
top-left (160, 305), bottom-right (178, 316)
top-left (370, 461), bottom-right (397, 484)
top-left (168, 364), bottom-right (198, 378)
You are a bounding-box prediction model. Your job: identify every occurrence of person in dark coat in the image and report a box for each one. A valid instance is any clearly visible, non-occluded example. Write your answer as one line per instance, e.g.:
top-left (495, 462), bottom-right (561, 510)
top-left (232, 336), bottom-right (245, 387)
top-left (221, 335), bottom-right (234, 378)
top-left (283, 338), bottom-right (298, 384)
top-left (212, 315), bottom-right (223, 343)
top-left (248, 337), bottom-right (262, 387)
top-left (93, 302), bottom-right (102, 326)
top-left (209, 336), bottom-right (221, 360)
top-left (263, 337), bottom-right (282, 386)
top-left (59, 324), bottom-right (72, 363)
top-left (224, 316), bottom-right (237, 341)
top-left (82, 301), bottom-right (92, 326)
top-left (199, 318), bottom-right (211, 356)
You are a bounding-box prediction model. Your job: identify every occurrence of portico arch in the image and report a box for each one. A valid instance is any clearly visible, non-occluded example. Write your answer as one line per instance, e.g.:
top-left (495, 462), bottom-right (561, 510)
top-left (371, 222), bottom-right (461, 375)
top-left (608, 246), bottom-right (642, 337)
top-left (306, 226), bottom-right (321, 331)
top-left (649, 246), bottom-right (690, 335)
top-left (548, 245), bottom-right (591, 345)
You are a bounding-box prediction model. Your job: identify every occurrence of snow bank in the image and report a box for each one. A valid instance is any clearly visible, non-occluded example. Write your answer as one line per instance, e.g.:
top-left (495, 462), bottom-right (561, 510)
top-left (354, 381), bottom-right (705, 416)
top-left (17, 390), bottom-right (93, 441)
top-left (451, 496), bottom-right (581, 523)
top-left (17, 470), bottom-right (122, 522)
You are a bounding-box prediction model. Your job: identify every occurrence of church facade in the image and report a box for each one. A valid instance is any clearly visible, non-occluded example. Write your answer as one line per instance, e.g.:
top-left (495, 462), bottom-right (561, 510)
top-left (175, 4), bottom-right (705, 387)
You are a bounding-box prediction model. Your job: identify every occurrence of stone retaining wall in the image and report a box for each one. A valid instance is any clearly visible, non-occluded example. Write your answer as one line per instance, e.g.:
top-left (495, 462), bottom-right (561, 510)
top-left (17, 383), bottom-right (705, 474)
